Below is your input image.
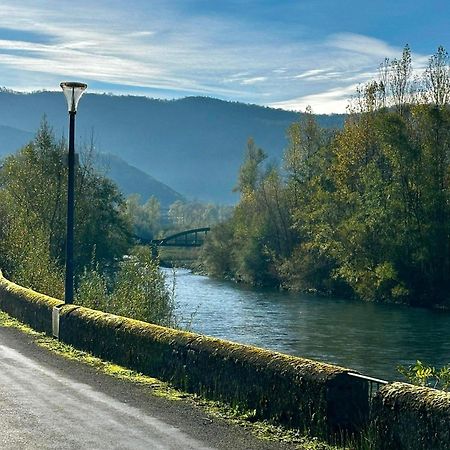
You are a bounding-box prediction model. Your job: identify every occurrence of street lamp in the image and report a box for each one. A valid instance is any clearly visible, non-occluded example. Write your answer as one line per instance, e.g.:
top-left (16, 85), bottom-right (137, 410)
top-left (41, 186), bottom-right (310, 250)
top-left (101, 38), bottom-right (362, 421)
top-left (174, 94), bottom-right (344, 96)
top-left (60, 81), bottom-right (87, 304)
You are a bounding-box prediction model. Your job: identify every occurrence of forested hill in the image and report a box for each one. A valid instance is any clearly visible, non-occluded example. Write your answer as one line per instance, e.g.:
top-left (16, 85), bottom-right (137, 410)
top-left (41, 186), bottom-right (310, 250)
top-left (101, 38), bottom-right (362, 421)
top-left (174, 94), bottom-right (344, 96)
top-left (0, 90), bottom-right (345, 203)
top-left (0, 124), bottom-right (184, 208)
top-left (94, 153), bottom-right (184, 207)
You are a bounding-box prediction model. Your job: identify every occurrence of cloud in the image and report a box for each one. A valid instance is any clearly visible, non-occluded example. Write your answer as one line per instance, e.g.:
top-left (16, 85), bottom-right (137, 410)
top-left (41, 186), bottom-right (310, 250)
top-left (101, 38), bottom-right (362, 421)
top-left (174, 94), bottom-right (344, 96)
top-left (0, 2), bottom-right (433, 112)
top-left (126, 31), bottom-right (156, 38)
top-left (269, 84), bottom-right (358, 114)
top-left (0, 1), bottom-right (282, 98)
top-left (327, 33), bottom-right (401, 59)
top-left (272, 68), bottom-right (287, 74)
top-left (295, 69), bottom-right (325, 79)
top-left (241, 76), bottom-right (267, 85)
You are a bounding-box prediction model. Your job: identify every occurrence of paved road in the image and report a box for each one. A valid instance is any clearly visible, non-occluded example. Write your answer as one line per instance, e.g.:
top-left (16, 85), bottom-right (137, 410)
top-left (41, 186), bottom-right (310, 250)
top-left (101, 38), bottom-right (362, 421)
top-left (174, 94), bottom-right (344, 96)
top-left (0, 325), bottom-right (295, 450)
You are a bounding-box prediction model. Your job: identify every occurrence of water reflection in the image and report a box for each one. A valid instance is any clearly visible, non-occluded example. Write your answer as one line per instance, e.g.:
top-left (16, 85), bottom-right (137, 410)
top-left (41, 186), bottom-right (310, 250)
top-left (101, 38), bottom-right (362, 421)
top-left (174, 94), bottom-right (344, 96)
top-left (165, 268), bottom-right (450, 380)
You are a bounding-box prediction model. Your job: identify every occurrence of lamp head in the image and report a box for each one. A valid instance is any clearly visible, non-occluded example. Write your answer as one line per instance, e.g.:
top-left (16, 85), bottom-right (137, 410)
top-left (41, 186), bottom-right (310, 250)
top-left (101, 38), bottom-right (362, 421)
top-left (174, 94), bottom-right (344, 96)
top-left (60, 81), bottom-right (87, 113)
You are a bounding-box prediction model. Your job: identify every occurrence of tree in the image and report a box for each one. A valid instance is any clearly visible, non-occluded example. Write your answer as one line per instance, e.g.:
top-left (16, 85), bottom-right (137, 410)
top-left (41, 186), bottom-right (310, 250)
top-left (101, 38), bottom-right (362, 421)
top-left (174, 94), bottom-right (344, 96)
top-left (200, 45), bottom-right (450, 307)
top-left (0, 119), bottom-right (133, 292)
top-left (425, 46), bottom-right (450, 106)
top-left (284, 106), bottom-right (323, 185)
top-left (389, 45), bottom-right (413, 115)
top-left (126, 194), bottom-right (161, 240)
top-left (234, 138), bottom-right (267, 196)
top-left (201, 221), bottom-right (236, 278)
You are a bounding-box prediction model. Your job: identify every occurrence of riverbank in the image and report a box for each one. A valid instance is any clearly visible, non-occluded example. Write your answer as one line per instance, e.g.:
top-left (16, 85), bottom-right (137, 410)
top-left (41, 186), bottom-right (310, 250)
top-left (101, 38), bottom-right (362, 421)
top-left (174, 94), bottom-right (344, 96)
top-left (166, 251), bottom-right (450, 311)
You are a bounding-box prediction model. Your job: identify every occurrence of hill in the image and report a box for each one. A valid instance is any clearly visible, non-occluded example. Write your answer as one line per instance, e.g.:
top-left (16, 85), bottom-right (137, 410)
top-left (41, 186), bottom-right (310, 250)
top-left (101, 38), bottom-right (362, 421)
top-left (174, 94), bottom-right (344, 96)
top-left (94, 153), bottom-right (184, 207)
top-left (0, 124), bottom-right (34, 157)
top-left (0, 90), bottom-right (345, 203)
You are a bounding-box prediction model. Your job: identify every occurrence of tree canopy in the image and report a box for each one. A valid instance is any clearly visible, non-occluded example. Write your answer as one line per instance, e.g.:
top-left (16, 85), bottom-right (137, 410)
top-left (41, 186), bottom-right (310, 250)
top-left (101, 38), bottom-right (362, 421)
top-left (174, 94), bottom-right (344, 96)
top-left (202, 45), bottom-right (450, 308)
top-left (0, 119), bottom-right (133, 296)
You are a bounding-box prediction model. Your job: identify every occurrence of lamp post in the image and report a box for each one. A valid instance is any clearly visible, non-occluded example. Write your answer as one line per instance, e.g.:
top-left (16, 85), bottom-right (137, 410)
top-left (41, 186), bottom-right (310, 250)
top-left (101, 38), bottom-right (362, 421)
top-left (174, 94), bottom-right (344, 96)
top-left (60, 81), bottom-right (87, 304)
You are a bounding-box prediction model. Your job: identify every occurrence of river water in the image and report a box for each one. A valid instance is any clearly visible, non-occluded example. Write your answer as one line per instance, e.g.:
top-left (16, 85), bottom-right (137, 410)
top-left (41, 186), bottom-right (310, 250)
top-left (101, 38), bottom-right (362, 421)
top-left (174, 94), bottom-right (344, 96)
top-left (165, 268), bottom-right (450, 381)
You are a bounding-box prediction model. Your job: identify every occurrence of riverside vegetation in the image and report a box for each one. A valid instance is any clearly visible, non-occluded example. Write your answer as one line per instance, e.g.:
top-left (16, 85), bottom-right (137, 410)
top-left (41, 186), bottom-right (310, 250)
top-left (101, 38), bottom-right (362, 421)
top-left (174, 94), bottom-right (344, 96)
top-left (0, 120), bottom-right (177, 326)
top-left (0, 107), bottom-right (233, 325)
top-left (202, 46), bottom-right (450, 310)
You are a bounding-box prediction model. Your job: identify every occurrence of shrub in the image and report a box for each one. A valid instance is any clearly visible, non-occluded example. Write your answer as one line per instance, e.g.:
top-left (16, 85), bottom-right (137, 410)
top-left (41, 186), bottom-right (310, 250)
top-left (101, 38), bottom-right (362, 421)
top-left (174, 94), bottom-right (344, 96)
top-left (76, 246), bottom-right (176, 327)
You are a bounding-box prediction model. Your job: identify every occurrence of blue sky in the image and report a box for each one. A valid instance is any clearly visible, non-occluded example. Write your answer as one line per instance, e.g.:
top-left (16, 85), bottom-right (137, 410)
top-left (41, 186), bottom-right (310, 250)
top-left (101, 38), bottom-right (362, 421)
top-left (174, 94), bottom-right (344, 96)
top-left (0, 0), bottom-right (448, 113)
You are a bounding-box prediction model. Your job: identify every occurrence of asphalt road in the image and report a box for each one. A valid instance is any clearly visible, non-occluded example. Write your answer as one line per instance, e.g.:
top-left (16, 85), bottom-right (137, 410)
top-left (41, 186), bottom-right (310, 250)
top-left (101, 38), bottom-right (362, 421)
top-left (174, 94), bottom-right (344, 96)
top-left (0, 325), bottom-right (296, 450)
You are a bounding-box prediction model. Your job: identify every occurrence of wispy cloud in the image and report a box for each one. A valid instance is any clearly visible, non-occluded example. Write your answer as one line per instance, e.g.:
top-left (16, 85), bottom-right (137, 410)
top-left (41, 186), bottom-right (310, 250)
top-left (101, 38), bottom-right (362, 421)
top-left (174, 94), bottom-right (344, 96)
top-left (295, 69), bottom-right (329, 80)
top-left (0, 2), bottom-right (435, 112)
top-left (241, 76), bottom-right (267, 85)
top-left (269, 84), bottom-right (358, 114)
top-left (327, 33), bottom-right (401, 59)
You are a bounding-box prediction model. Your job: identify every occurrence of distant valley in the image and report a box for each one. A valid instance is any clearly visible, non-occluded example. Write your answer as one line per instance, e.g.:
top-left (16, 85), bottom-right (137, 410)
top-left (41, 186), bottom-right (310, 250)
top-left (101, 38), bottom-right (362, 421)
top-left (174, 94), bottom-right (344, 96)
top-left (0, 90), bottom-right (345, 204)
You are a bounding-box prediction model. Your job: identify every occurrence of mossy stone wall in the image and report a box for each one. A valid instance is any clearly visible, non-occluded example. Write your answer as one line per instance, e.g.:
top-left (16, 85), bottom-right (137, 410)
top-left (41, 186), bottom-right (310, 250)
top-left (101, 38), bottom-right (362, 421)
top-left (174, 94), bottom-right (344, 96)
top-left (58, 304), bottom-right (369, 438)
top-left (371, 382), bottom-right (450, 450)
top-left (0, 272), bottom-right (371, 439)
top-left (0, 271), bottom-right (63, 333)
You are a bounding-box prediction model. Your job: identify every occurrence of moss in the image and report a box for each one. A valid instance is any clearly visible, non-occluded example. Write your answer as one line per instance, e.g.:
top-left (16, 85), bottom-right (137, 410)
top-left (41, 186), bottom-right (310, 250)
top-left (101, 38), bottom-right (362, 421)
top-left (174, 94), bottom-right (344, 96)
top-left (0, 271), bottom-right (63, 308)
top-left (0, 309), bottom-right (187, 401)
top-left (60, 303), bottom-right (346, 378)
top-left (0, 270), bottom-right (63, 333)
top-left (0, 309), bottom-right (339, 449)
top-left (1, 273), bottom-right (368, 440)
top-left (58, 303), bottom-right (368, 438)
top-left (372, 382), bottom-right (450, 450)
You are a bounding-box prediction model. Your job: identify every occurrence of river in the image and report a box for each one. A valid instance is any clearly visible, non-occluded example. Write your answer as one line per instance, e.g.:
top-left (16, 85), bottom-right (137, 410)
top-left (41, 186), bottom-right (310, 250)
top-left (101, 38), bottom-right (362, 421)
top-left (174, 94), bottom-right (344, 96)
top-left (165, 268), bottom-right (450, 381)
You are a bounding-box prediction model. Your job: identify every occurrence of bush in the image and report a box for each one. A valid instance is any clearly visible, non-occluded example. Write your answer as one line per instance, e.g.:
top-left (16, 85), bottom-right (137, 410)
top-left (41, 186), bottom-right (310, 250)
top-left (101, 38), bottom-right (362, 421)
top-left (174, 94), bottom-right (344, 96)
top-left (76, 246), bottom-right (176, 327)
top-left (398, 360), bottom-right (450, 391)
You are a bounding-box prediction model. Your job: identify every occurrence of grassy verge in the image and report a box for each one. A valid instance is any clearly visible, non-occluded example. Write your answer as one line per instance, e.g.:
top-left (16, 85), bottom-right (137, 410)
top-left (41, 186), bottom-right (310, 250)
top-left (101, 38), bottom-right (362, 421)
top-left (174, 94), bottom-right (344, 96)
top-left (0, 309), bottom-right (340, 450)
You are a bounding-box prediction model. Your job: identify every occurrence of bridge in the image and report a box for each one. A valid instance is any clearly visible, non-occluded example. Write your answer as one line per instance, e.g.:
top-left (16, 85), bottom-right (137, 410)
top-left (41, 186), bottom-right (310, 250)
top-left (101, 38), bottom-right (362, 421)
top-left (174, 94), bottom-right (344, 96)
top-left (138, 227), bottom-right (210, 248)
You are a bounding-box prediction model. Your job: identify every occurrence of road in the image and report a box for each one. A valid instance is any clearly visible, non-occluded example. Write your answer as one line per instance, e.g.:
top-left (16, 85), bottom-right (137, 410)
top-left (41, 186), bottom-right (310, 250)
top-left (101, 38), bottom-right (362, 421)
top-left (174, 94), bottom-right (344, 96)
top-left (0, 325), bottom-right (296, 450)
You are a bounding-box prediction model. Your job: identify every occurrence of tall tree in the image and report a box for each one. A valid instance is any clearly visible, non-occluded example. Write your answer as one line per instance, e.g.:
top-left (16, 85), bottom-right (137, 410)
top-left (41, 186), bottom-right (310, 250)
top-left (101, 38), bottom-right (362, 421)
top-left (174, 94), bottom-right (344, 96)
top-left (389, 45), bottom-right (413, 115)
top-left (0, 119), bottom-right (133, 292)
top-left (234, 138), bottom-right (267, 196)
top-left (425, 46), bottom-right (450, 106)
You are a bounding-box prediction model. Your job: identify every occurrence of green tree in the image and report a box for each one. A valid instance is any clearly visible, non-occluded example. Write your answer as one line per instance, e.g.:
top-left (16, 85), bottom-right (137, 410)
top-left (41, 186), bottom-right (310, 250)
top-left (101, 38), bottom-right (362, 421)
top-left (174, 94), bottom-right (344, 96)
top-left (234, 138), bottom-right (267, 196)
top-left (201, 220), bottom-right (236, 278)
top-left (0, 119), bottom-right (133, 293)
top-left (204, 139), bottom-right (287, 286)
top-left (203, 45), bottom-right (450, 307)
top-left (126, 194), bottom-right (161, 240)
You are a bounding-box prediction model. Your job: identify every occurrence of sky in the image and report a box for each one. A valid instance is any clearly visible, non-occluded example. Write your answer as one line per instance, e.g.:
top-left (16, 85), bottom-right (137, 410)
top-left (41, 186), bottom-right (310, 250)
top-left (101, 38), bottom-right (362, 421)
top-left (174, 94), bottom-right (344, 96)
top-left (0, 0), bottom-right (448, 113)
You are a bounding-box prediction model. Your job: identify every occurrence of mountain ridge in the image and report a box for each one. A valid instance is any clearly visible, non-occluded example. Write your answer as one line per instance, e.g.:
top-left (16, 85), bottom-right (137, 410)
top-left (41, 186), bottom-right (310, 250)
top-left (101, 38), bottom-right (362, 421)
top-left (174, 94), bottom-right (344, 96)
top-left (0, 91), bottom-right (346, 203)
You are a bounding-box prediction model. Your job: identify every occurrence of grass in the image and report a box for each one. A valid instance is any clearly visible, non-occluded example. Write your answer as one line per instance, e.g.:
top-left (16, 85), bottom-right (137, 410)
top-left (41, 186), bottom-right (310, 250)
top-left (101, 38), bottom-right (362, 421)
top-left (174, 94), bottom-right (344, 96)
top-left (0, 309), bottom-right (342, 450)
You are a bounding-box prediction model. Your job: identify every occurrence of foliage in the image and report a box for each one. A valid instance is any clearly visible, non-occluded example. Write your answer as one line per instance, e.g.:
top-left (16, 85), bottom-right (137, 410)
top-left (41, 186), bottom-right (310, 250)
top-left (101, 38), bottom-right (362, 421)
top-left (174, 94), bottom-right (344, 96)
top-left (0, 203), bottom-right (64, 298)
top-left (0, 120), bottom-right (176, 327)
top-left (167, 199), bottom-right (232, 232)
top-left (202, 46), bottom-right (450, 307)
top-left (205, 138), bottom-right (293, 285)
top-left (76, 247), bottom-right (176, 326)
top-left (111, 247), bottom-right (175, 326)
top-left (0, 119), bottom-right (133, 284)
top-left (398, 361), bottom-right (450, 391)
top-left (126, 193), bottom-right (161, 240)
top-left (201, 221), bottom-right (236, 278)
